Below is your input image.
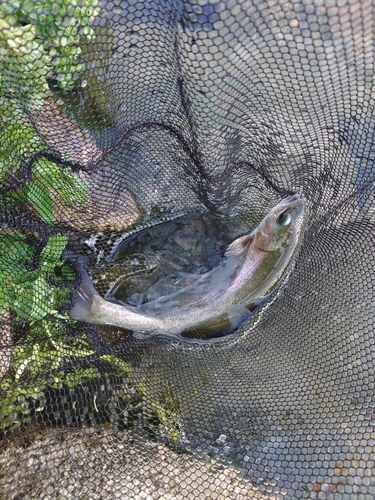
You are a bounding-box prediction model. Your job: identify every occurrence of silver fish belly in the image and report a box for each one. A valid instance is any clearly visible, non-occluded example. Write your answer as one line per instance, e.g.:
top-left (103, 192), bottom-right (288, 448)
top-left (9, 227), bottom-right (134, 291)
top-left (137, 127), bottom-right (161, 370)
top-left (69, 194), bottom-right (305, 338)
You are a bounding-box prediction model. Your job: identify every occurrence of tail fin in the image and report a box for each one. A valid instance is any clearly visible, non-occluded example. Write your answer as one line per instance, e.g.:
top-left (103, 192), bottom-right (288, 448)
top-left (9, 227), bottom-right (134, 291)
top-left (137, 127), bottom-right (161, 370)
top-left (69, 265), bottom-right (101, 324)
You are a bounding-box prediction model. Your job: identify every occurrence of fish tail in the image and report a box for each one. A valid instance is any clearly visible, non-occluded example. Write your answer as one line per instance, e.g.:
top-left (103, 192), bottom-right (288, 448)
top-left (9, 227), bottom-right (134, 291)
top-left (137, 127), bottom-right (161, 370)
top-left (69, 265), bottom-right (102, 324)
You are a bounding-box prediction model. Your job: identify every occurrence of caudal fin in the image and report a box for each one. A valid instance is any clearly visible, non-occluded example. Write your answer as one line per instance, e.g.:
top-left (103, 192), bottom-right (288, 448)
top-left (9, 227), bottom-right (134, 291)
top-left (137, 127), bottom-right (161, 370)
top-left (69, 265), bottom-right (101, 324)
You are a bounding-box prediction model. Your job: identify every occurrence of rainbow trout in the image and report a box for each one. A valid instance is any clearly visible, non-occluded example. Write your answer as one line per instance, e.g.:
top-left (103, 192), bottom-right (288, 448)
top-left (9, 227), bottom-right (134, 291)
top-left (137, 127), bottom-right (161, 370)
top-left (70, 194), bottom-right (305, 339)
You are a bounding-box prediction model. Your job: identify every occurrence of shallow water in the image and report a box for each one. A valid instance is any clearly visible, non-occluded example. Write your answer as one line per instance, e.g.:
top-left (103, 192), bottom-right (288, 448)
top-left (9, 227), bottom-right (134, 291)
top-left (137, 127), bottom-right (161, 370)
top-left (105, 210), bottom-right (259, 308)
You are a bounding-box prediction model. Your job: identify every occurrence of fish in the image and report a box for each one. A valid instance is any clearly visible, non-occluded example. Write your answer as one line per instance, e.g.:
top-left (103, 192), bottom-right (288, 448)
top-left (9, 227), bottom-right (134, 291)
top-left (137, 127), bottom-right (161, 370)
top-left (69, 194), bottom-right (305, 339)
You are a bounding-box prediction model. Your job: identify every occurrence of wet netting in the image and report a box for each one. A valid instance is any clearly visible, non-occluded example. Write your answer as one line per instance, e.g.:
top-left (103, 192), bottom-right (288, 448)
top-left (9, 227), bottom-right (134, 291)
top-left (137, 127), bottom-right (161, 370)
top-left (1, 0), bottom-right (375, 498)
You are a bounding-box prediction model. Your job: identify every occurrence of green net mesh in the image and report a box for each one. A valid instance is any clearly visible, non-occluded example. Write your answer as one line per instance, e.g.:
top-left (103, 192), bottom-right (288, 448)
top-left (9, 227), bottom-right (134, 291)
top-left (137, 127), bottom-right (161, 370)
top-left (1, 0), bottom-right (375, 498)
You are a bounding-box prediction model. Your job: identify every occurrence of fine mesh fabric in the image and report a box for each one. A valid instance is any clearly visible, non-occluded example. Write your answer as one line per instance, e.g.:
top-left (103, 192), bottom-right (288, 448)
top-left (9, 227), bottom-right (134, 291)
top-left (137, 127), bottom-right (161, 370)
top-left (1, 0), bottom-right (375, 498)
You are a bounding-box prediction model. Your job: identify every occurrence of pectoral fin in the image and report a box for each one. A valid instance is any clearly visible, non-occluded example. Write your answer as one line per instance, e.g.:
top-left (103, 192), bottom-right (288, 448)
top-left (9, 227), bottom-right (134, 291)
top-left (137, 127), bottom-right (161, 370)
top-left (225, 234), bottom-right (252, 256)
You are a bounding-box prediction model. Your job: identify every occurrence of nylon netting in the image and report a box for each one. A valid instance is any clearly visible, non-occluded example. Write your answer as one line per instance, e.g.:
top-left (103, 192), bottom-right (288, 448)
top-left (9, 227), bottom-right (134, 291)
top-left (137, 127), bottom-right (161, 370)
top-left (1, 0), bottom-right (375, 498)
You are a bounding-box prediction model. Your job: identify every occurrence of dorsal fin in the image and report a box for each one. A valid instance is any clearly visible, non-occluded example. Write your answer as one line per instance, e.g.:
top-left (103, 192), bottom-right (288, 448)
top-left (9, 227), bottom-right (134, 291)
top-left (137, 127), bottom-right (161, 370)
top-left (225, 234), bottom-right (253, 256)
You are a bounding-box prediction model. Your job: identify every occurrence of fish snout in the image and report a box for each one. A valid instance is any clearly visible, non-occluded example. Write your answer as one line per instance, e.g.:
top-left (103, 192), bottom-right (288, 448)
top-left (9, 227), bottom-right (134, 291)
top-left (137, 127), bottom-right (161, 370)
top-left (274, 193), bottom-right (304, 216)
top-left (282, 193), bottom-right (300, 204)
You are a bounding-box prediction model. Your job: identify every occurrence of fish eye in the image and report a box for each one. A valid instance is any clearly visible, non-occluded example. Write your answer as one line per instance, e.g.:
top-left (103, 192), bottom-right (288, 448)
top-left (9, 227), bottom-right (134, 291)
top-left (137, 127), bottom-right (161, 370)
top-left (277, 211), bottom-right (292, 227)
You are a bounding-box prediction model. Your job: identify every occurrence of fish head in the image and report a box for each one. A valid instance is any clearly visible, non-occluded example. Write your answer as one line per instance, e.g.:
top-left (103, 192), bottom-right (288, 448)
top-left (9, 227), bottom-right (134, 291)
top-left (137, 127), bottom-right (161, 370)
top-left (253, 193), bottom-right (305, 252)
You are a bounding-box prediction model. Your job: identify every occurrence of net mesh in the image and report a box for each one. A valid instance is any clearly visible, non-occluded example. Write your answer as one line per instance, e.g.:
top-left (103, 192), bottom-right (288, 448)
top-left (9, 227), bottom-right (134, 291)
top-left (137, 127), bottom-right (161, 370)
top-left (1, 0), bottom-right (375, 498)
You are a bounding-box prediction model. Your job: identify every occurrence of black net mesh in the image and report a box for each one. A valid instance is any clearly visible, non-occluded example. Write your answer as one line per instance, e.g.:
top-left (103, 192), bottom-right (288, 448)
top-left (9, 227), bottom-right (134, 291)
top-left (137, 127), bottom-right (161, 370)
top-left (1, 0), bottom-right (375, 498)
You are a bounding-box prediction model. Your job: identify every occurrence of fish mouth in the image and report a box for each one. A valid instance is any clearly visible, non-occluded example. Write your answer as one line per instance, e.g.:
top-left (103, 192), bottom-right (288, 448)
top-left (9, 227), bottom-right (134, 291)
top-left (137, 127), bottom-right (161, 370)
top-left (276, 192), bottom-right (304, 213)
top-left (275, 193), bottom-right (304, 210)
top-left (282, 193), bottom-right (301, 204)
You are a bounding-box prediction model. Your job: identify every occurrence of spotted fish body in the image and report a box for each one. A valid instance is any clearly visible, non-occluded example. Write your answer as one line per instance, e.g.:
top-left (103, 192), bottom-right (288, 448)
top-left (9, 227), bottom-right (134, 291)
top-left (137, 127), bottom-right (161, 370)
top-left (70, 194), bottom-right (305, 339)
